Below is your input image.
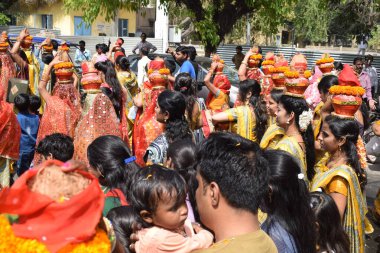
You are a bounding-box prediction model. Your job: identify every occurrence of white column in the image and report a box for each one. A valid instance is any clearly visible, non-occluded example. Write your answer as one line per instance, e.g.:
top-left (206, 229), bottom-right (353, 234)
top-left (155, 0), bottom-right (168, 53)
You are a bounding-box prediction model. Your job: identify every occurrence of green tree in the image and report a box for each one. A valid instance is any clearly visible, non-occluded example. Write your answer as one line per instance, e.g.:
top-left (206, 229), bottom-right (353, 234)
top-left (63, 0), bottom-right (295, 56)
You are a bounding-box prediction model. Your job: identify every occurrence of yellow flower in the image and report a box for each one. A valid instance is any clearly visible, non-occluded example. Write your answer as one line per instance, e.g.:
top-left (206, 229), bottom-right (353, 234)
top-left (158, 68), bottom-right (170, 75)
top-left (329, 85), bottom-right (365, 96)
top-left (303, 70), bottom-right (312, 78)
top-left (270, 66), bottom-right (290, 73)
top-left (53, 62), bottom-right (74, 70)
top-left (262, 60), bottom-right (275, 66)
top-left (316, 57), bottom-right (334, 65)
top-left (284, 71), bottom-right (299, 78)
top-left (249, 54), bottom-right (263, 60)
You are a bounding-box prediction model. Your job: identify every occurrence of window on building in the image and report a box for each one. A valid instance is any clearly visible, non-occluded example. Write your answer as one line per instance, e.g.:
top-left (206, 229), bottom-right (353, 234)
top-left (41, 15), bottom-right (53, 29)
top-left (118, 19), bottom-right (128, 37)
top-left (74, 16), bottom-right (91, 36)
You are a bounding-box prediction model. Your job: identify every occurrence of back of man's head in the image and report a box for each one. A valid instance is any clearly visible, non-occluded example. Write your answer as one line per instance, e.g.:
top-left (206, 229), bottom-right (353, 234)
top-left (36, 133), bottom-right (74, 162)
top-left (79, 40), bottom-right (85, 46)
top-left (14, 93), bottom-right (30, 112)
top-left (187, 46), bottom-right (197, 61)
top-left (140, 47), bottom-right (149, 56)
top-left (196, 132), bottom-right (269, 214)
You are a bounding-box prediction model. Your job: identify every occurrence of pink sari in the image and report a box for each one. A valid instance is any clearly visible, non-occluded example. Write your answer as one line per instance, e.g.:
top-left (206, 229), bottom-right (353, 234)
top-left (0, 52), bottom-right (16, 100)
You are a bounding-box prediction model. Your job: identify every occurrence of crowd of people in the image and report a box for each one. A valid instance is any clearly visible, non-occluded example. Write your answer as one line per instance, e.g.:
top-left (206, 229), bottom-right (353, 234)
top-left (0, 27), bottom-right (379, 253)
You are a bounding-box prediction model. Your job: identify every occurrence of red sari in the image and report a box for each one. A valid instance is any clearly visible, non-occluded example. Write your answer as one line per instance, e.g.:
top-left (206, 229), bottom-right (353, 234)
top-left (0, 52), bottom-right (16, 101)
top-left (133, 60), bottom-right (167, 166)
top-left (34, 81), bottom-right (81, 165)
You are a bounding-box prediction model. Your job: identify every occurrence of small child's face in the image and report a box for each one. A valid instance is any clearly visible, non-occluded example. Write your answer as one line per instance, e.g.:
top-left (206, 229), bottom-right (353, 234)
top-left (150, 193), bottom-right (188, 230)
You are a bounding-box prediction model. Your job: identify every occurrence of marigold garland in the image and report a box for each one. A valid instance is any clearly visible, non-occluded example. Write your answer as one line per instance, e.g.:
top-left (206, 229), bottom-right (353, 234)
top-left (269, 66), bottom-right (290, 73)
top-left (262, 60), bottom-right (275, 66)
top-left (0, 42), bottom-right (9, 47)
top-left (329, 85), bottom-right (365, 96)
top-left (42, 45), bottom-right (53, 50)
top-left (316, 57), bottom-right (334, 65)
top-left (148, 68), bottom-right (170, 75)
top-left (284, 71), bottom-right (299, 78)
top-left (0, 215), bottom-right (111, 253)
top-left (303, 70), bottom-right (312, 78)
top-left (249, 54), bottom-right (263, 60)
top-left (24, 35), bottom-right (33, 41)
top-left (54, 62), bottom-right (74, 70)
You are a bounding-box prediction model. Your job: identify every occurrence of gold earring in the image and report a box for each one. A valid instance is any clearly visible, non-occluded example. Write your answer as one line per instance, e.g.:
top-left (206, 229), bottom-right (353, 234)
top-left (286, 119), bottom-right (290, 125)
top-left (338, 146), bottom-right (341, 152)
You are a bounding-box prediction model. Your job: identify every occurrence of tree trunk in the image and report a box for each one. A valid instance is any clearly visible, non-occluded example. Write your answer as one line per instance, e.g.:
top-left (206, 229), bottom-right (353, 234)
top-left (204, 43), bottom-right (216, 57)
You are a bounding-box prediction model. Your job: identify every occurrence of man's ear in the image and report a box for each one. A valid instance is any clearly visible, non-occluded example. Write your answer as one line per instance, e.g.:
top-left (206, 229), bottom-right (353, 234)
top-left (140, 210), bottom-right (153, 224)
top-left (209, 182), bottom-right (220, 207)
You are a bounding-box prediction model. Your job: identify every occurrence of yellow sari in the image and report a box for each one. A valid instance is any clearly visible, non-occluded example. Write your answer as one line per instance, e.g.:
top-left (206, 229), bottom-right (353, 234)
top-left (260, 123), bottom-right (284, 150)
top-left (24, 49), bottom-right (40, 96)
top-left (275, 135), bottom-right (308, 185)
top-left (311, 162), bottom-right (365, 253)
top-left (225, 105), bottom-right (256, 142)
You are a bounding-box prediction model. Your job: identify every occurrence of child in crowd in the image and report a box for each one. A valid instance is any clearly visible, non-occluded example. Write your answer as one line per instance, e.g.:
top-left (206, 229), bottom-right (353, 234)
top-left (129, 164), bottom-right (213, 253)
top-left (310, 192), bottom-right (350, 253)
top-left (14, 94), bottom-right (39, 176)
top-left (107, 206), bottom-right (136, 253)
top-left (29, 95), bottom-right (42, 118)
top-left (166, 139), bottom-right (198, 222)
top-left (35, 133), bottom-right (74, 163)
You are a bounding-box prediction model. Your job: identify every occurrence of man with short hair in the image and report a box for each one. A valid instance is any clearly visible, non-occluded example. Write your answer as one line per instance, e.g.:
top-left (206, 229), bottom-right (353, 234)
top-left (353, 57), bottom-right (376, 110)
top-left (364, 55), bottom-right (378, 97)
top-left (175, 46), bottom-right (196, 79)
top-left (36, 133), bottom-right (74, 163)
top-left (74, 40), bottom-right (91, 68)
top-left (193, 132), bottom-right (277, 253)
top-left (132, 33), bottom-right (157, 54)
top-left (232, 45), bottom-right (245, 69)
top-left (137, 47), bottom-right (151, 88)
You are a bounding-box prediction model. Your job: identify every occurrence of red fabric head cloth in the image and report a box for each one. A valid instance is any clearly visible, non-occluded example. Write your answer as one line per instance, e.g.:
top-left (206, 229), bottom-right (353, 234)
top-left (338, 64), bottom-right (360, 86)
top-left (0, 160), bottom-right (104, 252)
top-left (114, 51), bottom-right (125, 62)
top-left (149, 59), bottom-right (165, 70)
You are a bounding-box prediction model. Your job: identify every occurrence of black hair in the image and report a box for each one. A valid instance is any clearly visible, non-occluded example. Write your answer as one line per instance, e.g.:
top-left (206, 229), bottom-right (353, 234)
top-left (118, 38), bottom-right (124, 44)
top-left (353, 57), bottom-right (363, 65)
top-left (167, 139), bottom-right (199, 220)
top-left (324, 115), bottom-right (366, 187)
top-left (94, 60), bottom-right (122, 119)
top-left (187, 46), bottom-right (197, 61)
top-left (87, 135), bottom-right (140, 198)
top-left (334, 62), bottom-right (343, 71)
top-left (140, 47), bottom-right (149, 56)
top-left (95, 43), bottom-right (102, 50)
top-left (164, 59), bottom-right (176, 74)
top-left (129, 164), bottom-right (187, 227)
top-left (36, 133), bottom-right (74, 162)
top-left (29, 95), bottom-right (41, 114)
top-left (310, 192), bottom-right (350, 253)
top-left (196, 132), bottom-right (269, 214)
top-left (239, 79), bottom-right (267, 142)
top-left (14, 93), bottom-right (30, 112)
top-left (141, 32), bottom-right (147, 37)
top-left (174, 73), bottom-right (198, 128)
top-left (41, 53), bottom-right (53, 65)
top-left (19, 50), bottom-right (29, 64)
top-left (116, 55), bottom-right (130, 71)
top-left (279, 95), bottom-right (316, 181)
top-left (158, 90), bottom-right (192, 142)
top-left (51, 40), bottom-right (58, 50)
top-left (262, 150), bottom-right (317, 253)
top-left (236, 45), bottom-right (243, 51)
top-left (106, 206), bottom-right (135, 253)
top-left (269, 89), bottom-right (283, 103)
top-left (318, 75), bottom-right (339, 94)
top-left (175, 46), bottom-right (189, 58)
top-left (79, 40), bottom-right (85, 46)
top-left (101, 43), bottom-right (109, 53)
top-left (365, 54), bottom-right (373, 62)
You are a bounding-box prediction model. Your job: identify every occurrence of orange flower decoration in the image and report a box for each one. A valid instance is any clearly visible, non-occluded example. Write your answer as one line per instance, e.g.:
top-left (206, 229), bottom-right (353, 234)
top-left (249, 54), bottom-right (263, 60)
top-left (158, 68), bottom-right (170, 75)
top-left (262, 60), bottom-right (275, 66)
top-left (329, 85), bottom-right (365, 96)
top-left (43, 44), bottom-right (53, 51)
top-left (284, 71), bottom-right (300, 78)
top-left (54, 62), bottom-right (74, 70)
top-left (316, 57), bottom-right (334, 65)
top-left (0, 215), bottom-right (110, 253)
top-left (24, 35), bottom-right (33, 41)
top-left (219, 59), bottom-right (225, 64)
top-left (0, 42), bottom-right (9, 47)
top-left (303, 70), bottom-right (312, 78)
top-left (270, 66), bottom-right (290, 73)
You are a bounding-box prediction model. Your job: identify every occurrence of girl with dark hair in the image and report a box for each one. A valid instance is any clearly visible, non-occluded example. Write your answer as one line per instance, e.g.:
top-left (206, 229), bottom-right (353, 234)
top-left (115, 55), bottom-right (138, 144)
top-left (128, 165), bottom-right (213, 252)
top-left (174, 73), bottom-right (205, 143)
top-left (260, 89), bottom-right (284, 149)
top-left (212, 79), bottom-right (267, 142)
top-left (275, 95), bottom-right (316, 184)
top-left (106, 206), bottom-right (135, 253)
top-left (73, 60), bottom-right (128, 163)
top-left (145, 90), bottom-right (192, 165)
top-left (311, 115), bottom-right (366, 253)
top-left (310, 192), bottom-right (350, 253)
top-left (166, 139), bottom-right (199, 222)
top-left (261, 150), bottom-right (316, 253)
top-left (87, 135), bottom-right (139, 216)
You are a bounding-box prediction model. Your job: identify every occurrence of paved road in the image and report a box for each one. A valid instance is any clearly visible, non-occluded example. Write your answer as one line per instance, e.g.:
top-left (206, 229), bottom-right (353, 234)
top-left (366, 162), bottom-right (380, 253)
